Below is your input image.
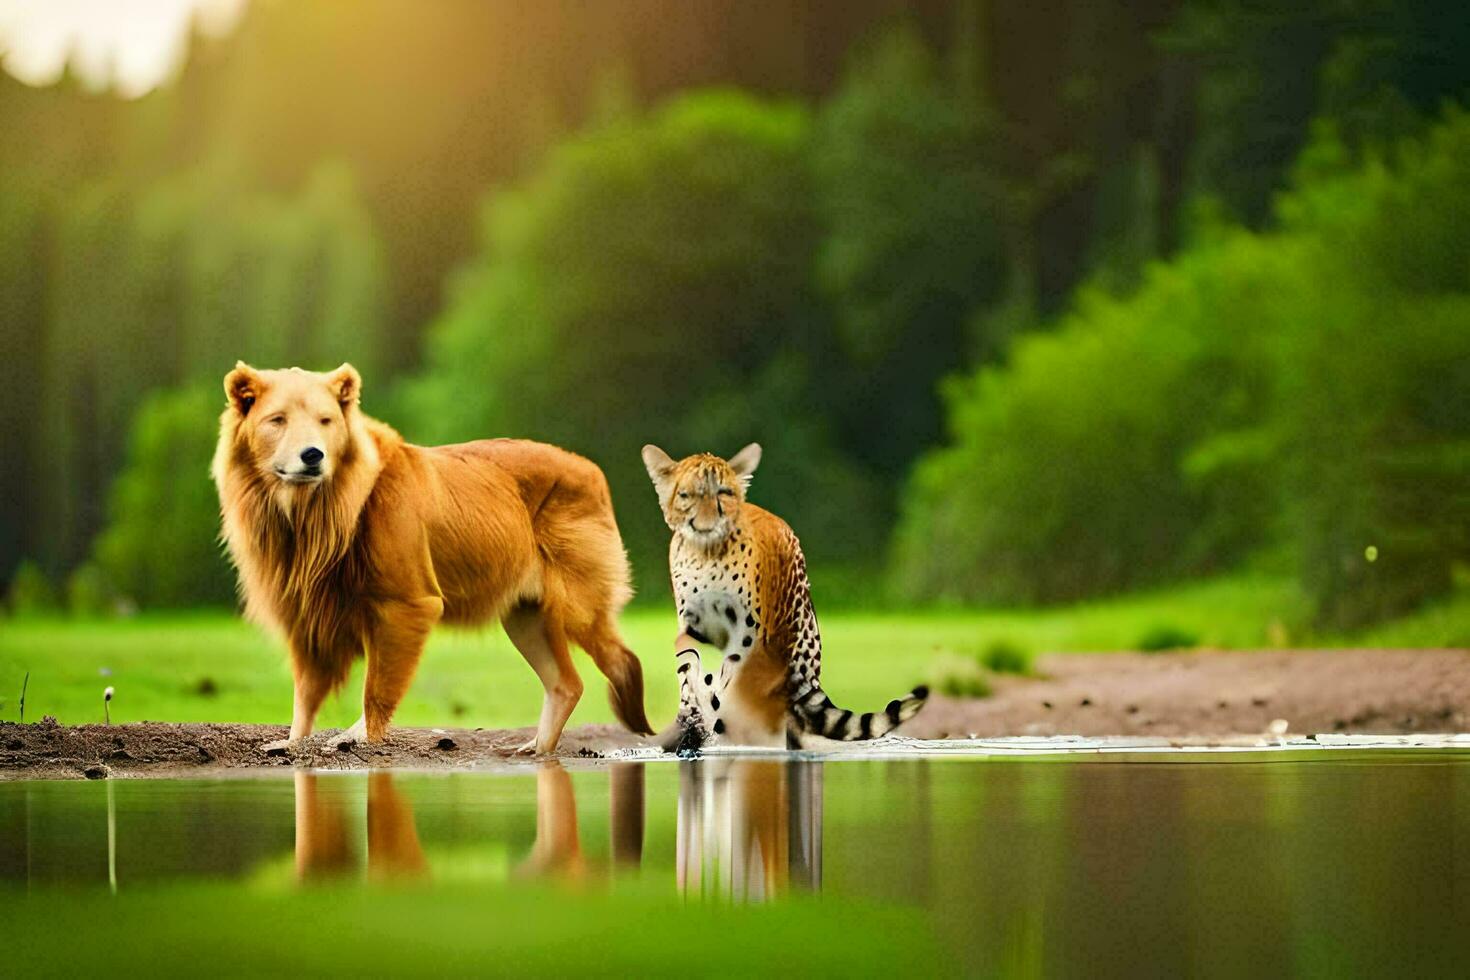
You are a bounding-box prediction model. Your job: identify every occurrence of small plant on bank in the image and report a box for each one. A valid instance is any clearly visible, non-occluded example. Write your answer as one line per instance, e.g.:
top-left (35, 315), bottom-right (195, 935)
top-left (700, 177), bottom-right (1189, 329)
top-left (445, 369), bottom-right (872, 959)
top-left (978, 638), bottom-right (1033, 675)
top-left (1137, 623), bottom-right (1200, 652)
top-left (104, 686), bottom-right (114, 725)
top-left (931, 652), bottom-right (994, 700)
top-left (940, 672), bottom-right (992, 700)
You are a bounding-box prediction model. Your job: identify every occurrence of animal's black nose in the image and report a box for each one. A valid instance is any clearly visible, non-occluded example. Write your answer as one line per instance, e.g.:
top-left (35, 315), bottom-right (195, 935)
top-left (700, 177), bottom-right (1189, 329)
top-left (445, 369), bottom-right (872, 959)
top-left (300, 447), bottom-right (324, 466)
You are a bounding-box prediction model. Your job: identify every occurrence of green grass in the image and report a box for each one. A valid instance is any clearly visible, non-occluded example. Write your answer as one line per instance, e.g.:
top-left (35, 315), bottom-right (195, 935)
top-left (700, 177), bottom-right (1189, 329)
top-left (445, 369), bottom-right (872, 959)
top-left (1347, 587), bottom-right (1470, 648)
top-left (1, 573), bottom-right (1465, 728)
top-left (8, 881), bottom-right (949, 976)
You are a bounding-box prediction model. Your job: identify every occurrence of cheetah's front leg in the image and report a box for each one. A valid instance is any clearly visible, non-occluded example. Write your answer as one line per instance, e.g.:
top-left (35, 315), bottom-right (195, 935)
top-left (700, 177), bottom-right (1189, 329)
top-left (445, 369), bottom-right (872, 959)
top-left (659, 633), bottom-right (713, 752)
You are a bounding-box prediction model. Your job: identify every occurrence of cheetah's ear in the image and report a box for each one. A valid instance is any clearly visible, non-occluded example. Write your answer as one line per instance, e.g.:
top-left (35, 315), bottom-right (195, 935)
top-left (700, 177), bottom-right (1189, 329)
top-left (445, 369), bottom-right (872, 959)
top-left (641, 444), bottom-right (675, 488)
top-left (728, 443), bottom-right (761, 484)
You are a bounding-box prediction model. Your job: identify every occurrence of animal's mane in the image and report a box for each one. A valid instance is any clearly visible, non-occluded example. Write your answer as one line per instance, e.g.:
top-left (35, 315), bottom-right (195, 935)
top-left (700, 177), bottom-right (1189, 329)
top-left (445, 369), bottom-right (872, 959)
top-left (214, 410), bottom-right (400, 672)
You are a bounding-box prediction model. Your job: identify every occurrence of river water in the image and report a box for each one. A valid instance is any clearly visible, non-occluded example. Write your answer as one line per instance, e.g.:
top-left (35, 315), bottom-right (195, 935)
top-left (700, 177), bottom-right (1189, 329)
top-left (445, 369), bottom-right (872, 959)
top-left (4, 752), bottom-right (1469, 976)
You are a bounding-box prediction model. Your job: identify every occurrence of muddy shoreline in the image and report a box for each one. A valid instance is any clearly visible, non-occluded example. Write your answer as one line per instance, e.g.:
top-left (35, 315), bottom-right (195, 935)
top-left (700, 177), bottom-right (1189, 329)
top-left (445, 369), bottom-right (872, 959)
top-left (3, 648), bottom-right (1467, 779)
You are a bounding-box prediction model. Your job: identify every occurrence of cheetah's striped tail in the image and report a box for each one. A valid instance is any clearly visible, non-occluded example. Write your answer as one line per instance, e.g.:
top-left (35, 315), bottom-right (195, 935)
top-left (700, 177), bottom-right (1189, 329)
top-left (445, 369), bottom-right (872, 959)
top-left (790, 684), bottom-right (928, 741)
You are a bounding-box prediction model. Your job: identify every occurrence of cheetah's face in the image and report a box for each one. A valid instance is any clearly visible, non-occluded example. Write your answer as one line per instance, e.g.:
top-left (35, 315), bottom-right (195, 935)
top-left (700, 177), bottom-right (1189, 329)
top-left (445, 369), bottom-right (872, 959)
top-left (641, 443), bottom-right (762, 548)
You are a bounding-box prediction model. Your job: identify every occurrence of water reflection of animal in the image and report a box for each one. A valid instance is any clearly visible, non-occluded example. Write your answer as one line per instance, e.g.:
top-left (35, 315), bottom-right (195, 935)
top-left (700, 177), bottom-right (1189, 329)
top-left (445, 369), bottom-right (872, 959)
top-left (294, 771), bottom-right (427, 882)
top-left (516, 762), bottom-right (646, 881)
top-left (677, 760), bottom-right (823, 902)
top-left (292, 764), bottom-right (645, 885)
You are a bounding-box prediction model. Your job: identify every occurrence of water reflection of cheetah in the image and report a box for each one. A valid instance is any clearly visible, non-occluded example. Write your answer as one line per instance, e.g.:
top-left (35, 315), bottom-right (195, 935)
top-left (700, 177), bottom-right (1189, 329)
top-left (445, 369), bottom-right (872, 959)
top-left (677, 759), bottom-right (823, 902)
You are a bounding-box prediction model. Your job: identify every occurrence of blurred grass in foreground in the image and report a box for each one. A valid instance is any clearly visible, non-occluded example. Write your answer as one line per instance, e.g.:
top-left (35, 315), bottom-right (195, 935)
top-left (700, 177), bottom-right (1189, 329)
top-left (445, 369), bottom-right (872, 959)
top-left (7, 881), bottom-right (947, 976)
top-left (1, 574), bottom-right (1466, 728)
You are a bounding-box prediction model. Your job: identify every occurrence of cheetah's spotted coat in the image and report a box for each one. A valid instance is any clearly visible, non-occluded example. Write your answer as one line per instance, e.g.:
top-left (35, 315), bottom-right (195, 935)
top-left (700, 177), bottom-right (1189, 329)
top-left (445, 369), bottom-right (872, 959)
top-left (642, 443), bottom-right (927, 749)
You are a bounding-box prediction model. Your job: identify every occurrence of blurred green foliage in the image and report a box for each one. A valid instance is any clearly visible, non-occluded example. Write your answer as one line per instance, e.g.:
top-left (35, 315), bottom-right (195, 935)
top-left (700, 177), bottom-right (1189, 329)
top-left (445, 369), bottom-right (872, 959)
top-left (812, 25), bottom-right (1010, 479)
top-left (93, 386), bottom-right (235, 608)
top-left (2, 0), bottom-right (1468, 634)
top-left (5, 162), bottom-right (384, 583)
top-left (406, 79), bottom-right (1007, 595)
top-left (897, 112), bottom-right (1470, 625)
top-left (5, 560), bottom-right (58, 617)
top-left (63, 563), bottom-right (113, 618)
top-left (1164, 0), bottom-right (1470, 226)
top-left (399, 91), bottom-right (882, 595)
top-left (894, 232), bottom-right (1286, 603)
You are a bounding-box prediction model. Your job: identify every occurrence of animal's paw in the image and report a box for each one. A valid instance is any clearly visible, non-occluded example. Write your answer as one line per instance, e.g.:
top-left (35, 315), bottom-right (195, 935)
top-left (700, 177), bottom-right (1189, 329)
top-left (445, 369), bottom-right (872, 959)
top-left (261, 738), bottom-right (296, 757)
top-left (329, 719), bottom-right (369, 751)
top-left (513, 737), bottom-right (543, 757)
top-left (658, 719), bottom-right (707, 757)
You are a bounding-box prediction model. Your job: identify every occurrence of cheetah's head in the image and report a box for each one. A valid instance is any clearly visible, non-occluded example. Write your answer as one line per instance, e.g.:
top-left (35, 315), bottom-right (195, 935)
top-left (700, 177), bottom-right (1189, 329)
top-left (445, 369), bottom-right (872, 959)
top-left (641, 443), bottom-right (761, 549)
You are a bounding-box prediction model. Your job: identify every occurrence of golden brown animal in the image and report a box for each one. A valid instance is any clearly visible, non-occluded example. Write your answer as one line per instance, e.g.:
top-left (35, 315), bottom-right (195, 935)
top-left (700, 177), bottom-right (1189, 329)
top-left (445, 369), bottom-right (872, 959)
top-left (212, 362), bottom-right (652, 754)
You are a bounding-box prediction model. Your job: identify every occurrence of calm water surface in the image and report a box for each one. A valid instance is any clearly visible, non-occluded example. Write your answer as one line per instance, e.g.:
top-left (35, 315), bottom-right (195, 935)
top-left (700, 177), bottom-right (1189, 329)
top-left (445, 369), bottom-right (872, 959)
top-left (4, 753), bottom-right (1469, 976)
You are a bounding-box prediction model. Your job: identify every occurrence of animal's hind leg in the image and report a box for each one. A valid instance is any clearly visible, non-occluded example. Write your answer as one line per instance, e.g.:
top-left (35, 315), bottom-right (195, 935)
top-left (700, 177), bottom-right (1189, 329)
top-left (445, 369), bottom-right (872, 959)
top-left (573, 616), bottom-right (654, 736)
top-left (503, 603), bottom-right (583, 754)
top-left (349, 597), bottom-right (443, 744)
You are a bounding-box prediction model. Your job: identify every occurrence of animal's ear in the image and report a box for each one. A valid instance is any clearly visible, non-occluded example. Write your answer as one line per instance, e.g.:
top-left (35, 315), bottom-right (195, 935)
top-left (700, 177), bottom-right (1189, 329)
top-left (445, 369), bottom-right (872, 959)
top-left (224, 361), bottom-right (261, 416)
top-left (728, 443), bottom-right (762, 481)
top-left (641, 444), bottom-right (675, 487)
top-left (327, 363), bottom-right (361, 408)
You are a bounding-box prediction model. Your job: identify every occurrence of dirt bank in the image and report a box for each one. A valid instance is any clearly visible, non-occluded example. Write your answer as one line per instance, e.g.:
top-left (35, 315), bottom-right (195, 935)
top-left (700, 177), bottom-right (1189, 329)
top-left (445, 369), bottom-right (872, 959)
top-left (904, 647), bottom-right (1470, 740)
top-left (0, 718), bottom-right (646, 780)
top-left (3, 648), bottom-right (1467, 779)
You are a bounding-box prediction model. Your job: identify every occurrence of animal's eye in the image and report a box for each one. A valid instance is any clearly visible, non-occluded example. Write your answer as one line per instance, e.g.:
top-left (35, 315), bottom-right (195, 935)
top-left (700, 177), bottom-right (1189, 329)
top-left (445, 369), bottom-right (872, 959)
top-left (266, 415), bottom-right (286, 426)
top-left (718, 487), bottom-right (735, 496)
top-left (677, 492), bottom-right (689, 500)
top-left (319, 417), bottom-right (333, 426)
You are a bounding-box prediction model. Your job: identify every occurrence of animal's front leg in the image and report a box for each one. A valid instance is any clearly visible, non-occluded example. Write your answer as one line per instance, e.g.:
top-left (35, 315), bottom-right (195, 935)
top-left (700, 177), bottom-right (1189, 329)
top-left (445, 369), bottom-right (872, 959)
top-left (659, 633), bottom-right (712, 752)
top-left (349, 597), bottom-right (444, 746)
top-left (289, 670), bottom-right (331, 741)
top-left (676, 639), bottom-right (709, 726)
top-left (262, 652), bottom-right (335, 755)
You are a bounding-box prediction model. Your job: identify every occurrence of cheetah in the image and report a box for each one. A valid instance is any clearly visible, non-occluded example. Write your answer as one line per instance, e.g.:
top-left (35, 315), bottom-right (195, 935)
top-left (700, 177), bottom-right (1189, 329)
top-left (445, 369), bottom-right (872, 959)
top-left (641, 442), bottom-right (927, 750)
